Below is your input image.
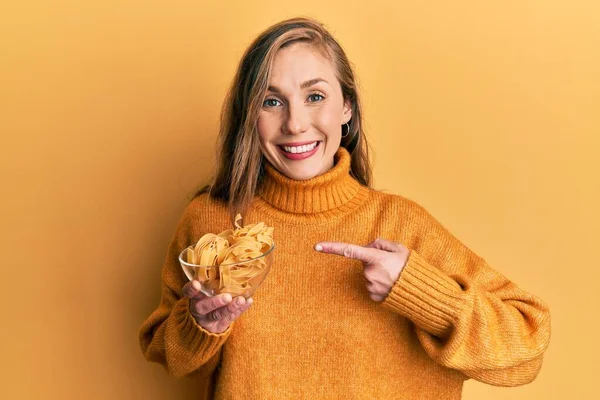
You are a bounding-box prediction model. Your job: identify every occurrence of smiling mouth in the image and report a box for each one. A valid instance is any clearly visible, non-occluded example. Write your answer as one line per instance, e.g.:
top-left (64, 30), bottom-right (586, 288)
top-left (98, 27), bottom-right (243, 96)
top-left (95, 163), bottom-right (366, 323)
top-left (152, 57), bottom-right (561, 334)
top-left (278, 141), bottom-right (321, 154)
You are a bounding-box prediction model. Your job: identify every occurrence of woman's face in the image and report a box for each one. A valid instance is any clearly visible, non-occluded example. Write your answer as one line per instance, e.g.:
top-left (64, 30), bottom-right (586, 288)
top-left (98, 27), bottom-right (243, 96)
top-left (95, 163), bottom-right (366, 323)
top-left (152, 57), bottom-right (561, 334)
top-left (257, 42), bottom-right (352, 180)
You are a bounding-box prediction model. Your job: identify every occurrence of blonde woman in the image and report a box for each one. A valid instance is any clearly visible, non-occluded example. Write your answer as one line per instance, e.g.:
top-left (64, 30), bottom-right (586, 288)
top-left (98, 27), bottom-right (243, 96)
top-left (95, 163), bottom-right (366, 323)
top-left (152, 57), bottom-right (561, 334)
top-left (139, 18), bottom-right (550, 399)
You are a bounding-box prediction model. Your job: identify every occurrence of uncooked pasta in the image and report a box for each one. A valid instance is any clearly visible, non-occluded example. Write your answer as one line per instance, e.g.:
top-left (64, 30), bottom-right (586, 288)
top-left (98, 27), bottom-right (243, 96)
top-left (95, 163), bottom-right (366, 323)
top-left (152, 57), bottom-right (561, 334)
top-left (184, 214), bottom-right (274, 296)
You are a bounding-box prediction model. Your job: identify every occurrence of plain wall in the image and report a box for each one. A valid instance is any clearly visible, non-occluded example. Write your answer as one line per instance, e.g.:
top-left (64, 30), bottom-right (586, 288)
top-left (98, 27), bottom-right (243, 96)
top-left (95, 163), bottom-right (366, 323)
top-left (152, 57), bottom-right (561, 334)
top-left (1, 0), bottom-right (598, 398)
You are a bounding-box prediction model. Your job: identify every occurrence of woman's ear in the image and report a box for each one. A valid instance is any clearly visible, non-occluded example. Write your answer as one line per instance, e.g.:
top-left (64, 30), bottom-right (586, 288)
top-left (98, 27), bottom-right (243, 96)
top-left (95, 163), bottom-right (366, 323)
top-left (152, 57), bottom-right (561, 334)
top-left (343, 100), bottom-right (353, 123)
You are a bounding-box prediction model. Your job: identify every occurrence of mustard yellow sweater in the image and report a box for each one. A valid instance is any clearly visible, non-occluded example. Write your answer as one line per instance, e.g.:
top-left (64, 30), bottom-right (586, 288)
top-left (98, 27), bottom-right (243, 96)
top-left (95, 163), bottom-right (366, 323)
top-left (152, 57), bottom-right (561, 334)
top-left (139, 147), bottom-right (550, 399)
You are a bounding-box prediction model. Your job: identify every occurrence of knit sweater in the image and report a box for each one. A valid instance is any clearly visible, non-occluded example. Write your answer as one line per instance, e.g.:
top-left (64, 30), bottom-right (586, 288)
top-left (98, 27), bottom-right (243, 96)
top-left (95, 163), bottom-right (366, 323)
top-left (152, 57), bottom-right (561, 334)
top-left (139, 147), bottom-right (551, 400)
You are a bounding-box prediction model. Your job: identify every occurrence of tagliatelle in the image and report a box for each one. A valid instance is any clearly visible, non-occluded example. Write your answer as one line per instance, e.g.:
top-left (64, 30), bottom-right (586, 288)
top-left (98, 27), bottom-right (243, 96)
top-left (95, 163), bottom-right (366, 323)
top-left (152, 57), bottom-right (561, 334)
top-left (185, 214), bottom-right (274, 296)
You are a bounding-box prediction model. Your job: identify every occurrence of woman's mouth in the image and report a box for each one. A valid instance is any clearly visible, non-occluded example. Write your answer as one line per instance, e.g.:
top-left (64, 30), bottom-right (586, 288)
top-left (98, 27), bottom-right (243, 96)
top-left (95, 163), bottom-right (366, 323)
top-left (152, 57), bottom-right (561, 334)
top-left (277, 141), bottom-right (321, 160)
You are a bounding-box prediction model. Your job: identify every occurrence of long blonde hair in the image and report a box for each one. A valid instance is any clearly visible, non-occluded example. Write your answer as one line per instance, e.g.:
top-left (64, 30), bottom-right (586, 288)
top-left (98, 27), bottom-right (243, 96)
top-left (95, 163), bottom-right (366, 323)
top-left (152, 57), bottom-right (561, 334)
top-left (195, 17), bottom-right (372, 221)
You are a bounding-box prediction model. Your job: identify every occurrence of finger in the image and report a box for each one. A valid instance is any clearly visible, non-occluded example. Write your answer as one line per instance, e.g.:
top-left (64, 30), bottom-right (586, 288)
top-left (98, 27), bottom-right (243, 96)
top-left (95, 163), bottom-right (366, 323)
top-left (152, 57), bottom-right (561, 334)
top-left (369, 293), bottom-right (386, 302)
top-left (364, 238), bottom-right (380, 248)
top-left (209, 298), bottom-right (253, 323)
top-left (194, 293), bottom-right (233, 316)
top-left (181, 280), bottom-right (206, 299)
top-left (314, 242), bottom-right (379, 263)
top-left (238, 297), bottom-right (254, 313)
top-left (365, 238), bottom-right (402, 253)
top-left (223, 297), bottom-right (254, 323)
top-left (205, 304), bottom-right (228, 322)
top-left (365, 281), bottom-right (378, 293)
top-left (226, 296), bottom-right (247, 314)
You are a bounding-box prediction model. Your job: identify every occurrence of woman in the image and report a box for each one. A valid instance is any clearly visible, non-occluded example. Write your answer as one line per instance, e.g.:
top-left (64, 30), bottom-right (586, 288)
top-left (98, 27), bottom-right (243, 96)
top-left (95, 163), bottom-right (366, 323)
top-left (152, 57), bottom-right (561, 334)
top-left (139, 17), bottom-right (550, 399)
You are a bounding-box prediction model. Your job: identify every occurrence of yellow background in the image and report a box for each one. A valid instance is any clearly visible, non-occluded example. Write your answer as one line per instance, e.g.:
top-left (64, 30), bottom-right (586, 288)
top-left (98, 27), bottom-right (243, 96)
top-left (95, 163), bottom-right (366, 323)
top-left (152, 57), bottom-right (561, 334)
top-left (1, 1), bottom-right (598, 398)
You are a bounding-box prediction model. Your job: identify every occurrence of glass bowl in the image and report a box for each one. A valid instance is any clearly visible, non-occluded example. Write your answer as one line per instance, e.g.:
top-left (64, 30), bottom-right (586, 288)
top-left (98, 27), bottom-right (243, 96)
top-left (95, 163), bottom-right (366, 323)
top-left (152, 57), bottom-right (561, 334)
top-left (179, 243), bottom-right (275, 299)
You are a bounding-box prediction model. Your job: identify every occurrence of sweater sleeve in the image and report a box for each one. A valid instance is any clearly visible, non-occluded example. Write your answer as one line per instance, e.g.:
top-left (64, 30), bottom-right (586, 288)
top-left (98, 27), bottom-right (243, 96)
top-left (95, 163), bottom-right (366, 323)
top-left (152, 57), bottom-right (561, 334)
top-left (138, 203), bottom-right (233, 379)
top-left (381, 205), bottom-right (551, 387)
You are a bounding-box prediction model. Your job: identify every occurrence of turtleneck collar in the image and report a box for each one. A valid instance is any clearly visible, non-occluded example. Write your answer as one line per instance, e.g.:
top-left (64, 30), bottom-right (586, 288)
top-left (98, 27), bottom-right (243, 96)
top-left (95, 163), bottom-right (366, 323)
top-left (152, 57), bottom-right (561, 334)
top-left (257, 146), bottom-right (369, 215)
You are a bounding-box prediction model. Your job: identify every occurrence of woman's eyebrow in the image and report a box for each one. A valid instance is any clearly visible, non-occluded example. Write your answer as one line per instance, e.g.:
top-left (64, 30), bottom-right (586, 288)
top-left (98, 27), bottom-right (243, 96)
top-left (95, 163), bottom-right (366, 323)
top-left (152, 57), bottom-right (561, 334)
top-left (300, 78), bottom-right (328, 89)
top-left (267, 78), bottom-right (329, 93)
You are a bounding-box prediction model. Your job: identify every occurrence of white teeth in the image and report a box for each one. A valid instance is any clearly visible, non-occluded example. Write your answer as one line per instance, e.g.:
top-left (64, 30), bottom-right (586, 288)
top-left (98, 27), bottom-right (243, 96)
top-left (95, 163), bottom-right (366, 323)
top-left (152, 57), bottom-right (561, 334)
top-left (282, 141), bottom-right (318, 154)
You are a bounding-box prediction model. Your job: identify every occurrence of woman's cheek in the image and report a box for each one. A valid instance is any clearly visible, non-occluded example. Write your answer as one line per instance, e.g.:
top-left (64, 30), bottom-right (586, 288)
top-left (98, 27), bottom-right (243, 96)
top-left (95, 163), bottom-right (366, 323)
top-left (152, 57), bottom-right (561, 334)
top-left (313, 108), bottom-right (341, 139)
top-left (257, 114), bottom-right (277, 141)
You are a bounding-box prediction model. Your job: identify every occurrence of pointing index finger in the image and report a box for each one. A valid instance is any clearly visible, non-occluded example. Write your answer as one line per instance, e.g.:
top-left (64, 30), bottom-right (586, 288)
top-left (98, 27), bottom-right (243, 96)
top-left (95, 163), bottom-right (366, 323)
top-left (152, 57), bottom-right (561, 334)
top-left (314, 242), bottom-right (377, 264)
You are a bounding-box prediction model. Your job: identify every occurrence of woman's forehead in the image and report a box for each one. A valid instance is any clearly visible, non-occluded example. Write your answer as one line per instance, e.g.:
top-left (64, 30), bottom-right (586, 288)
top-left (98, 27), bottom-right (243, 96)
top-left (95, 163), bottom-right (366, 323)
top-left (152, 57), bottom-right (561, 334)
top-left (269, 42), bottom-right (337, 87)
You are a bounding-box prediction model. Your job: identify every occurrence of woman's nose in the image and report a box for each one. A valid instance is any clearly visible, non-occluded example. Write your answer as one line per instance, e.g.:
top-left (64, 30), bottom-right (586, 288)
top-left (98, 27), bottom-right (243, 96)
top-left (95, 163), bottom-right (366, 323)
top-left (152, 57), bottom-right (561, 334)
top-left (283, 103), bottom-right (309, 135)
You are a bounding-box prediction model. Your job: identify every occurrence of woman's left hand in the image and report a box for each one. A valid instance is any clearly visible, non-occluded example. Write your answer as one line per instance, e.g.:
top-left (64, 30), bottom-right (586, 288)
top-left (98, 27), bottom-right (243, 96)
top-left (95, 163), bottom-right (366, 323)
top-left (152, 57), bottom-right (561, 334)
top-left (314, 238), bottom-right (410, 302)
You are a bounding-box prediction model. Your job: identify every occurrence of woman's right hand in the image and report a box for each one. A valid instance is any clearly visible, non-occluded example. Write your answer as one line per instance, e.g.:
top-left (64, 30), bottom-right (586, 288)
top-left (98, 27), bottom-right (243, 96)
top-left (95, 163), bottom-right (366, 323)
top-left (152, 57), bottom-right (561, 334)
top-left (182, 280), bottom-right (253, 334)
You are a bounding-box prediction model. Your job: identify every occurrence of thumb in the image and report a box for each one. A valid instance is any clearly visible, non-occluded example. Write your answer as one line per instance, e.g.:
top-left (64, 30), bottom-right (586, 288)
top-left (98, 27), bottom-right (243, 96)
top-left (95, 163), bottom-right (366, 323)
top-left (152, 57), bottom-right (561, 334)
top-left (181, 279), bottom-right (205, 299)
top-left (365, 238), bottom-right (402, 253)
top-left (315, 241), bottom-right (379, 264)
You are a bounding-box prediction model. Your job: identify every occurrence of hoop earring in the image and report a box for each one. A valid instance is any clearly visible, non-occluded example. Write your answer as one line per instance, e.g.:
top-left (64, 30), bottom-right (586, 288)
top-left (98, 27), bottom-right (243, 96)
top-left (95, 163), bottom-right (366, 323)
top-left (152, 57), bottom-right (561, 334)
top-left (341, 122), bottom-right (350, 138)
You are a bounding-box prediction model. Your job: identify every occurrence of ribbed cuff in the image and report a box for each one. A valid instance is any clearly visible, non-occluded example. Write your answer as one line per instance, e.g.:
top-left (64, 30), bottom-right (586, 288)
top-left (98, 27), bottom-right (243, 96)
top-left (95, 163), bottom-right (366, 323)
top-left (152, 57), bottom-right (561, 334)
top-left (381, 250), bottom-right (468, 338)
top-left (165, 298), bottom-right (233, 377)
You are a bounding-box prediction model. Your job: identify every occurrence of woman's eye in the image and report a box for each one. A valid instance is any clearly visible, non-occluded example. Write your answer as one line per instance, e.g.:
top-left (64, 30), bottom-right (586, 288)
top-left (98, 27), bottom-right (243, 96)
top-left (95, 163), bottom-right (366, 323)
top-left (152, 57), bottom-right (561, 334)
top-left (308, 93), bottom-right (324, 102)
top-left (263, 98), bottom-right (281, 107)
